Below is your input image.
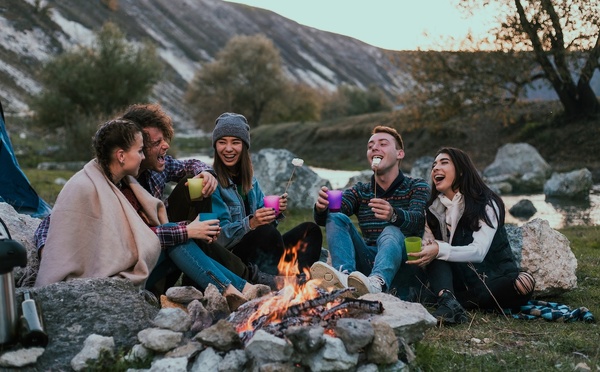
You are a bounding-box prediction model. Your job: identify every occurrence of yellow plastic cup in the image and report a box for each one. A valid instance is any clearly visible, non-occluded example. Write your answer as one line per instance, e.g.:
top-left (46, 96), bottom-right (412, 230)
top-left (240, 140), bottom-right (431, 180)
top-left (187, 178), bottom-right (203, 200)
top-left (405, 237), bottom-right (422, 261)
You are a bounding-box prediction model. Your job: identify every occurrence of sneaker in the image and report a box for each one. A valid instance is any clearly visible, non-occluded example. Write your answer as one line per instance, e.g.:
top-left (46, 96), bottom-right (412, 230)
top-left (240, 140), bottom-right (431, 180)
top-left (310, 261), bottom-right (348, 290)
top-left (432, 290), bottom-right (469, 325)
top-left (347, 272), bottom-right (384, 296)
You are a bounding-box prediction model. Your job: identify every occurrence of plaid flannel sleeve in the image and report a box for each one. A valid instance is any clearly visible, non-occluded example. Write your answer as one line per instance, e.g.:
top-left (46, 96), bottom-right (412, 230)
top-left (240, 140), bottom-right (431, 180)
top-left (150, 221), bottom-right (189, 248)
top-left (164, 157), bottom-right (212, 182)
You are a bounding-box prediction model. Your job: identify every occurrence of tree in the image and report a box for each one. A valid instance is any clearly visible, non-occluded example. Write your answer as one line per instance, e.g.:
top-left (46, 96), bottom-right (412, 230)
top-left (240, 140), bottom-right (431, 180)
top-left (31, 22), bottom-right (162, 159)
top-left (185, 34), bottom-right (287, 128)
top-left (321, 84), bottom-right (392, 120)
top-left (402, 0), bottom-right (600, 119)
top-left (398, 49), bottom-right (538, 120)
top-left (263, 83), bottom-right (322, 124)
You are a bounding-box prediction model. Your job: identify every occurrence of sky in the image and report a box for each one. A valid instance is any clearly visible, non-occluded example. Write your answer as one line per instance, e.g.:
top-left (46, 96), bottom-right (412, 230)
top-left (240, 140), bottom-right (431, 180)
top-left (225, 0), bottom-right (499, 51)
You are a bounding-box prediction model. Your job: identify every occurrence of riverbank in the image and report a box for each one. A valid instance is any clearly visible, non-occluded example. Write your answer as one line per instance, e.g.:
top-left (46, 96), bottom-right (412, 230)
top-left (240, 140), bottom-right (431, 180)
top-left (249, 101), bottom-right (600, 182)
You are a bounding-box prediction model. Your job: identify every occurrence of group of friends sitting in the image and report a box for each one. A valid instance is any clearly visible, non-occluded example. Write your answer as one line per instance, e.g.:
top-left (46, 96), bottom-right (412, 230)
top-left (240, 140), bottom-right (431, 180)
top-left (33, 103), bottom-right (536, 324)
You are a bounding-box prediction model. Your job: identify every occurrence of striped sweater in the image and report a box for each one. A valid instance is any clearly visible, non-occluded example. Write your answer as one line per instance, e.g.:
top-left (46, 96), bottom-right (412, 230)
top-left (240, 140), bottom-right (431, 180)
top-left (315, 172), bottom-right (431, 245)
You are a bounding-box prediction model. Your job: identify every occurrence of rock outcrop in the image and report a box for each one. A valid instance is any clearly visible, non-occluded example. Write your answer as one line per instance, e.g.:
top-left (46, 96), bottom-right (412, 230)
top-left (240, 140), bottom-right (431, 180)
top-left (483, 143), bottom-right (552, 193)
top-left (544, 168), bottom-right (593, 199)
top-left (506, 219), bottom-right (577, 296)
top-left (251, 148), bottom-right (331, 209)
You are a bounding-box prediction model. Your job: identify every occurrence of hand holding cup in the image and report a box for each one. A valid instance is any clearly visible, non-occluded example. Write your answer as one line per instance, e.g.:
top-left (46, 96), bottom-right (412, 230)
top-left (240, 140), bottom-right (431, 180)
top-left (326, 190), bottom-right (343, 212)
top-left (187, 178), bottom-right (204, 201)
top-left (405, 236), bottom-right (422, 261)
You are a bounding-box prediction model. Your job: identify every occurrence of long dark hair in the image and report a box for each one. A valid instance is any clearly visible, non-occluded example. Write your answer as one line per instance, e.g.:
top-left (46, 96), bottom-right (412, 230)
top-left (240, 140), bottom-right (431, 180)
top-left (93, 119), bottom-right (142, 182)
top-left (213, 143), bottom-right (254, 194)
top-left (427, 147), bottom-right (505, 231)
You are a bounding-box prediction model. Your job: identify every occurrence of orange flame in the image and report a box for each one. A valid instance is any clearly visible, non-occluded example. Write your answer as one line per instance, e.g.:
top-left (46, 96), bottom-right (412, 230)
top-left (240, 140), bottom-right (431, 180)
top-left (237, 241), bottom-right (325, 333)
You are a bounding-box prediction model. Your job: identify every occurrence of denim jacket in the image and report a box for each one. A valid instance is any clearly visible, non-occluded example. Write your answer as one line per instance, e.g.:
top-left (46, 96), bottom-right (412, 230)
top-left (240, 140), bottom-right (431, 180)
top-left (211, 176), bottom-right (266, 250)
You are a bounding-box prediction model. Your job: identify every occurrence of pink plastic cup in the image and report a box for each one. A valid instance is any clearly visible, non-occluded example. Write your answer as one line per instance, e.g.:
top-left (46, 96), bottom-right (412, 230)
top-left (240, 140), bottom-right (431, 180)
top-left (263, 195), bottom-right (281, 215)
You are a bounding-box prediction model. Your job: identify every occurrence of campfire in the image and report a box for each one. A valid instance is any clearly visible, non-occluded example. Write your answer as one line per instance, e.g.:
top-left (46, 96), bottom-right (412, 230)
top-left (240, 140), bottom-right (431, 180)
top-left (228, 243), bottom-right (384, 343)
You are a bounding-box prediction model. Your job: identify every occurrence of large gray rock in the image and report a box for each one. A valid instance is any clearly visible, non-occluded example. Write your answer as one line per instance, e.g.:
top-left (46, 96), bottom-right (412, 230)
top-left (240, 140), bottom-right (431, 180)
top-left (507, 219), bottom-right (578, 296)
top-left (344, 170), bottom-right (372, 188)
top-left (252, 148), bottom-right (331, 209)
top-left (409, 156), bottom-right (434, 182)
top-left (483, 143), bottom-right (552, 193)
top-left (15, 278), bottom-right (159, 371)
top-left (543, 168), bottom-right (593, 199)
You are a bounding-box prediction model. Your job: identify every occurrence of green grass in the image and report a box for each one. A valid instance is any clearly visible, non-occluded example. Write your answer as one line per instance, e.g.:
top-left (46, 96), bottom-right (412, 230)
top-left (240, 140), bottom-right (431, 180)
top-left (22, 168), bottom-right (75, 207)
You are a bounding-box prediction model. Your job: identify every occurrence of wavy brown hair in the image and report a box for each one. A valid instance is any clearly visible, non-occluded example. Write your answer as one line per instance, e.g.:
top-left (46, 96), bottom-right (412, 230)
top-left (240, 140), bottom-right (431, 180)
top-left (119, 103), bottom-right (174, 146)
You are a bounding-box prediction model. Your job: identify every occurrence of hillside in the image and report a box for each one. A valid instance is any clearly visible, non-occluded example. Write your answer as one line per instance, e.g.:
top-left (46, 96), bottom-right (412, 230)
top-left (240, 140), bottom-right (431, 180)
top-left (250, 101), bottom-right (600, 181)
top-left (0, 0), bottom-right (404, 128)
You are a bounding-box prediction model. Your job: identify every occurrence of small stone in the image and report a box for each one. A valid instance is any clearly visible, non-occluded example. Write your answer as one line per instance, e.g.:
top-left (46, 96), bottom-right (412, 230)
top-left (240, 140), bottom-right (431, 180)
top-left (160, 295), bottom-right (187, 311)
top-left (0, 347), bottom-right (45, 367)
top-left (166, 286), bottom-right (204, 303)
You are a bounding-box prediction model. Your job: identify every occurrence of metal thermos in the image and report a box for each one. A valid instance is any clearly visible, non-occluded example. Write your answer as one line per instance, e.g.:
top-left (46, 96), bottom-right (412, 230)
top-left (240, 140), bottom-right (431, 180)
top-left (0, 219), bottom-right (28, 347)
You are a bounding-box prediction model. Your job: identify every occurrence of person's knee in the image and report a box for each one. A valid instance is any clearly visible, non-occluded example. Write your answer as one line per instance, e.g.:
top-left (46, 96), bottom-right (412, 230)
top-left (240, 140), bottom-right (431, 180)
top-left (326, 213), bottom-right (352, 226)
top-left (514, 271), bottom-right (536, 296)
top-left (255, 224), bottom-right (282, 244)
top-left (377, 226), bottom-right (404, 246)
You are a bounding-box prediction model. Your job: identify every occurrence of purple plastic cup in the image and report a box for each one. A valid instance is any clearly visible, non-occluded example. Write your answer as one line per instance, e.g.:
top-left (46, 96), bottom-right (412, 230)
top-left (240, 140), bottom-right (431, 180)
top-left (326, 190), bottom-right (343, 212)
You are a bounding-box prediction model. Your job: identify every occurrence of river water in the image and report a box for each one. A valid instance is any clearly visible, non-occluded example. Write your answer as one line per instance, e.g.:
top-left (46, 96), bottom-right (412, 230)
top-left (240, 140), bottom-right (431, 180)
top-left (191, 155), bottom-right (599, 229)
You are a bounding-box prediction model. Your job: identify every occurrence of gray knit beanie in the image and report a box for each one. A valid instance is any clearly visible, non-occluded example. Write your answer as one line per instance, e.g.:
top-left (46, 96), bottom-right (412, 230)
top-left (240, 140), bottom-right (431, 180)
top-left (212, 112), bottom-right (250, 148)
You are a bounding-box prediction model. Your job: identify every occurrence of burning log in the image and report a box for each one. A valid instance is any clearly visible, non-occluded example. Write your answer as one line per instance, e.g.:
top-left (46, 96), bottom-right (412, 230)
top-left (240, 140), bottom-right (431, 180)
top-left (284, 287), bottom-right (356, 317)
top-left (228, 283), bottom-right (384, 343)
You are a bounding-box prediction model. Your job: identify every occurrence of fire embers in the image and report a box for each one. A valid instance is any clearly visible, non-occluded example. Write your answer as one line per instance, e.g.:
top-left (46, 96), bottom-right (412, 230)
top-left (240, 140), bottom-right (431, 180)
top-left (228, 242), bottom-right (385, 343)
top-left (228, 284), bottom-right (384, 343)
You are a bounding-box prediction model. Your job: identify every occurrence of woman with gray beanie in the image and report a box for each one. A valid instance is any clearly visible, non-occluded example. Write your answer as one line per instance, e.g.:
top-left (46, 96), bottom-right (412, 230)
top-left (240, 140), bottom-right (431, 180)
top-left (210, 113), bottom-right (322, 280)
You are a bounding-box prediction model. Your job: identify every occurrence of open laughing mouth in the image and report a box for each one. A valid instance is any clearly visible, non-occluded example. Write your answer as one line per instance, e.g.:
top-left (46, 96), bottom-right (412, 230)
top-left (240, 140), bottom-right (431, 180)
top-left (433, 174), bottom-right (445, 185)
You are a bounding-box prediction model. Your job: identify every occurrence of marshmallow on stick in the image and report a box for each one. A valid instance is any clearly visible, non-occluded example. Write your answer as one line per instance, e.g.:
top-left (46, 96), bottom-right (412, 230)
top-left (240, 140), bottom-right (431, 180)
top-left (372, 157), bottom-right (381, 198)
top-left (284, 158), bottom-right (304, 194)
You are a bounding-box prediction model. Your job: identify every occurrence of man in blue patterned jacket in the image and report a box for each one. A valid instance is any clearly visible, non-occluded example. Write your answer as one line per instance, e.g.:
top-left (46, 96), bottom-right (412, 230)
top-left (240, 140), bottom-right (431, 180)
top-left (311, 125), bottom-right (430, 296)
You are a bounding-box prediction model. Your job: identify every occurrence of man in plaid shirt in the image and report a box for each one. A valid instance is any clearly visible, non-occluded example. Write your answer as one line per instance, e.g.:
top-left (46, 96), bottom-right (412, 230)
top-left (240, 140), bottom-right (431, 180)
top-left (34, 103), bottom-right (217, 254)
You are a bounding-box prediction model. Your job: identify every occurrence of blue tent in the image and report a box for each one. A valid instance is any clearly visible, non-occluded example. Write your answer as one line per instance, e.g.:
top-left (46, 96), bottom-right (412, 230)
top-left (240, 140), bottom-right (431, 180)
top-left (0, 100), bottom-right (51, 218)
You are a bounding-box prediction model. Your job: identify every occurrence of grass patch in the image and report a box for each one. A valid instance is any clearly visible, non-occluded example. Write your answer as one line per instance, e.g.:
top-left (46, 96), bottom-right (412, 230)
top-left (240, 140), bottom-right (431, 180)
top-left (22, 168), bottom-right (75, 207)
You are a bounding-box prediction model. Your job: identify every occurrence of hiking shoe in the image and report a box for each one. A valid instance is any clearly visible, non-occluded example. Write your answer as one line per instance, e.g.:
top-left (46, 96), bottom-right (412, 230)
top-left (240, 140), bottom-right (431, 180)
top-left (310, 261), bottom-right (348, 290)
top-left (432, 290), bottom-right (469, 325)
top-left (347, 271), bottom-right (384, 296)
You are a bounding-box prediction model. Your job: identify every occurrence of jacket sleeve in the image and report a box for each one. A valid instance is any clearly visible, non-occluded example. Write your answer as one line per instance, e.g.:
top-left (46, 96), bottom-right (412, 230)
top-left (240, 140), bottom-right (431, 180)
top-left (437, 203), bottom-right (499, 263)
top-left (211, 186), bottom-right (252, 250)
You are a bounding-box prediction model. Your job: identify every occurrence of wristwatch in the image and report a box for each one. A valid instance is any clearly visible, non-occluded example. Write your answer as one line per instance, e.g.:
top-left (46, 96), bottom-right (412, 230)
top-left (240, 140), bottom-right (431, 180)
top-left (390, 209), bottom-right (398, 223)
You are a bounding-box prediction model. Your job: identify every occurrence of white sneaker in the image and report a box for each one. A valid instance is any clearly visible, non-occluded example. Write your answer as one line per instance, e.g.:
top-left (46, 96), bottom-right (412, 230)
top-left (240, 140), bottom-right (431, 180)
top-left (347, 272), bottom-right (384, 296)
top-left (310, 261), bottom-right (348, 290)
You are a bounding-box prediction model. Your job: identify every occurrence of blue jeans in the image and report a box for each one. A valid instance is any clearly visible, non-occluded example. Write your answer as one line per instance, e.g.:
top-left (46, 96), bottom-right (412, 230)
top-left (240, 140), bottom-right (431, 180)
top-left (325, 213), bottom-right (406, 288)
top-left (147, 224), bottom-right (246, 293)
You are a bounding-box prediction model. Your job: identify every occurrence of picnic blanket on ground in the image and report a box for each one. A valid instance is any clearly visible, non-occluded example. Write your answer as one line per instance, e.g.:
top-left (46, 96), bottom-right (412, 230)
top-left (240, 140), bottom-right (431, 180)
top-left (511, 300), bottom-right (595, 322)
